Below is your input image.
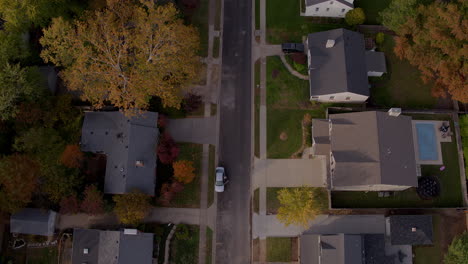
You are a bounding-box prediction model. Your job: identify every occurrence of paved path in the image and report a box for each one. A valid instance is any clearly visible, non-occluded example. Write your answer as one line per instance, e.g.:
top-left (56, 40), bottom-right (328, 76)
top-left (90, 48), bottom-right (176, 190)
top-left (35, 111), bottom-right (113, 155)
top-left (252, 214), bottom-right (309, 239)
top-left (279, 54), bottom-right (309, 80)
top-left (167, 117), bottom-right (216, 145)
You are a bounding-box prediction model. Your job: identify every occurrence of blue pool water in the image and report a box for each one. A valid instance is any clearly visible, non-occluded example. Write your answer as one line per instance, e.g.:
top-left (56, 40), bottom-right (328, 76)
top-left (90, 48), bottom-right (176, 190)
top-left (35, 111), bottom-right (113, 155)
top-left (415, 123), bottom-right (438, 161)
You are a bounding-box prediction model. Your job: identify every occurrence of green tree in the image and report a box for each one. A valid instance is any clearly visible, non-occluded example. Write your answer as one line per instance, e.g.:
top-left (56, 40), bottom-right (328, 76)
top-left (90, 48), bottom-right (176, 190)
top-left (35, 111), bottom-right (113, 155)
top-left (276, 187), bottom-right (328, 227)
top-left (0, 31), bottom-right (29, 63)
top-left (375, 32), bottom-right (385, 45)
top-left (444, 232), bottom-right (468, 264)
top-left (0, 64), bottom-right (43, 120)
top-left (0, 154), bottom-right (40, 213)
top-left (345, 8), bottom-right (365, 26)
top-left (379, 0), bottom-right (429, 32)
top-left (393, 0), bottom-right (468, 102)
top-left (113, 190), bottom-right (152, 226)
top-left (40, 1), bottom-right (200, 112)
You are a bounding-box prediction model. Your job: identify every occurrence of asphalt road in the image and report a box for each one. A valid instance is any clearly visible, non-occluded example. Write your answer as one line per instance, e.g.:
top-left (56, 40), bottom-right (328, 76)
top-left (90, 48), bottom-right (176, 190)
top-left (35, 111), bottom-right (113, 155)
top-left (215, 0), bottom-right (252, 261)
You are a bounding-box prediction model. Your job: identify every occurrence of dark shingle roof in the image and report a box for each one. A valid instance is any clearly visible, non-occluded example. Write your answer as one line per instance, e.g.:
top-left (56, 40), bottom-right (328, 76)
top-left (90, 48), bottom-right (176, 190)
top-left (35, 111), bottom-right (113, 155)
top-left (304, 215), bottom-right (386, 235)
top-left (307, 29), bottom-right (369, 97)
top-left (329, 111), bottom-right (417, 188)
top-left (72, 229), bottom-right (154, 264)
top-left (81, 111), bottom-right (159, 195)
top-left (365, 51), bottom-right (387, 73)
top-left (389, 215), bottom-right (433, 245)
top-left (10, 208), bottom-right (57, 236)
top-left (306, 0), bottom-right (354, 8)
top-left (363, 235), bottom-right (395, 264)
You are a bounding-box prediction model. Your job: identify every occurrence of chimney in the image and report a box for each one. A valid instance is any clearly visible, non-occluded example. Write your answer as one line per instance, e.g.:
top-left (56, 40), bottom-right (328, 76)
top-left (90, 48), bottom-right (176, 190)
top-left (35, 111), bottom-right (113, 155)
top-left (326, 39), bottom-right (335, 48)
top-left (124, 229), bottom-right (138, 235)
top-left (135, 160), bottom-right (144, 167)
top-left (411, 227), bottom-right (417, 232)
top-left (388, 108), bottom-right (401, 117)
top-left (83, 248), bottom-right (89, 254)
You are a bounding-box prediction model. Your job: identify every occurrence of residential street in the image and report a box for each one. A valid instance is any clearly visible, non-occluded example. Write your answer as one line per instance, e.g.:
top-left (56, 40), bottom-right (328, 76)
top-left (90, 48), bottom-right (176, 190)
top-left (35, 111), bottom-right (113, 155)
top-left (215, 0), bottom-right (252, 261)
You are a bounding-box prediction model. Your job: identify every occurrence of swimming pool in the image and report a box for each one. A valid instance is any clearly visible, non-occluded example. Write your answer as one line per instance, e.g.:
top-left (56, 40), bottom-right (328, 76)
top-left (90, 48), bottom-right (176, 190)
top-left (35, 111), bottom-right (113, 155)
top-left (415, 123), bottom-right (438, 161)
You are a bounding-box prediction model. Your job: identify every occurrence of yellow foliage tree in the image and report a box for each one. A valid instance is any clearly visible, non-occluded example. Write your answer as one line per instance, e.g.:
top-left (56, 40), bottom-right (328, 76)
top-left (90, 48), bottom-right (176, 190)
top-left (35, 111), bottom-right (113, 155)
top-left (40, 0), bottom-right (200, 112)
top-left (276, 187), bottom-right (328, 227)
top-left (113, 190), bottom-right (152, 225)
top-left (172, 160), bottom-right (196, 184)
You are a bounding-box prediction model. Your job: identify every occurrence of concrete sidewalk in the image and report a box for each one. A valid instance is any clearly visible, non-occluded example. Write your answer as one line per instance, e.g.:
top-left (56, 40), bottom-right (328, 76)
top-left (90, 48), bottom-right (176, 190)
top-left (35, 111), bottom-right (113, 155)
top-left (252, 214), bottom-right (309, 239)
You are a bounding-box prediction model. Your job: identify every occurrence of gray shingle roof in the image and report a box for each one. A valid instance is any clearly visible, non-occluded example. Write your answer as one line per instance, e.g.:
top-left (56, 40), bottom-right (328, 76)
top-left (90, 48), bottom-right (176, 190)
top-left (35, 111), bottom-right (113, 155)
top-left (81, 111), bottom-right (159, 195)
top-left (329, 111), bottom-right (417, 188)
top-left (389, 215), bottom-right (433, 245)
top-left (307, 29), bottom-right (369, 97)
top-left (312, 119), bottom-right (331, 155)
top-left (363, 235), bottom-right (395, 264)
top-left (10, 208), bottom-right (57, 236)
top-left (304, 215), bottom-right (386, 235)
top-left (365, 51), bottom-right (387, 73)
top-left (72, 229), bottom-right (154, 264)
top-left (306, 0), bottom-right (354, 8)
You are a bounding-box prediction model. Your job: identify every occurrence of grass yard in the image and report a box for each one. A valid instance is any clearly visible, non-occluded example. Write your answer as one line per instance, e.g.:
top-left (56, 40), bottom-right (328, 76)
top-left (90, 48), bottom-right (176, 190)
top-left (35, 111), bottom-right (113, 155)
top-left (266, 187), bottom-right (282, 214)
top-left (254, 59), bottom-right (261, 158)
top-left (354, 0), bottom-right (391, 25)
top-left (266, 237), bottom-right (293, 262)
top-left (253, 188), bottom-right (260, 213)
top-left (266, 0), bottom-right (344, 44)
top-left (26, 247), bottom-right (58, 264)
top-left (213, 36), bottom-right (220, 58)
top-left (183, 0), bottom-right (209, 57)
top-left (332, 136), bottom-right (463, 208)
top-left (208, 145), bottom-right (215, 206)
top-left (266, 56), bottom-right (326, 158)
top-left (255, 0), bottom-right (260, 30)
top-left (369, 35), bottom-right (437, 109)
top-left (459, 115), bottom-right (468, 179)
top-left (206, 227), bottom-right (213, 264)
top-left (413, 215), bottom-right (442, 264)
top-left (170, 224), bottom-right (200, 264)
top-left (214, 0), bottom-right (222, 30)
top-left (170, 143), bottom-right (203, 208)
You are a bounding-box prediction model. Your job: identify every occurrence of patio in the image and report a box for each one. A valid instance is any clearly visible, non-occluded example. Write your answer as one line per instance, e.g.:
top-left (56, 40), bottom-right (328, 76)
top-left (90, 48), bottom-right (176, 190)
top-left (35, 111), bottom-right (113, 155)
top-left (412, 120), bottom-right (452, 165)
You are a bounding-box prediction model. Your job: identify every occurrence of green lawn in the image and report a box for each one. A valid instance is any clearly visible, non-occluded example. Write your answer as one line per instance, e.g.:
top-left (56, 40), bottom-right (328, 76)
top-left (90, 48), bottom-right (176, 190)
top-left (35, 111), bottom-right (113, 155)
top-left (413, 215), bottom-right (442, 264)
top-left (186, 0), bottom-right (209, 57)
top-left (253, 188), bottom-right (260, 213)
top-left (26, 247), bottom-right (58, 264)
top-left (170, 225), bottom-right (200, 264)
top-left (206, 227), bottom-right (213, 264)
top-left (266, 237), bottom-right (293, 262)
top-left (170, 143), bottom-right (203, 208)
top-left (354, 0), bottom-right (391, 24)
top-left (266, 56), bottom-right (326, 158)
top-left (370, 35), bottom-right (437, 109)
top-left (266, 0), bottom-right (344, 44)
top-left (254, 59), bottom-right (261, 158)
top-left (332, 136), bottom-right (463, 208)
top-left (214, 0), bottom-right (222, 30)
top-left (208, 145), bottom-right (215, 206)
top-left (267, 187), bottom-right (282, 214)
top-left (459, 115), bottom-right (468, 179)
top-left (255, 0), bottom-right (260, 30)
top-left (213, 36), bottom-right (220, 58)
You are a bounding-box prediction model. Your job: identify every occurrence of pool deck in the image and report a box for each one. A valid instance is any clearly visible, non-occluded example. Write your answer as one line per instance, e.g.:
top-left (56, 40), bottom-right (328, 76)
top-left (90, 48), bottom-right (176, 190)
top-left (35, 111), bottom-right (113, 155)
top-left (412, 120), bottom-right (452, 165)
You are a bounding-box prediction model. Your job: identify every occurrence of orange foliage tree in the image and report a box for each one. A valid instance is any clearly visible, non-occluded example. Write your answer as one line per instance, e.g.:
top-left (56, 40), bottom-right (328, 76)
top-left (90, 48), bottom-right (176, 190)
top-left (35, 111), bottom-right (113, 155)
top-left (172, 160), bottom-right (196, 184)
top-left (393, 0), bottom-right (467, 102)
top-left (60, 144), bottom-right (84, 168)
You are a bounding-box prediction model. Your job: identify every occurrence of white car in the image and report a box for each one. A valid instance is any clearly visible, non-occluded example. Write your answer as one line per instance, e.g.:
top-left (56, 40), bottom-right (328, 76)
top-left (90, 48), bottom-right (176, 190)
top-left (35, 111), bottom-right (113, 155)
top-left (215, 167), bottom-right (227, 193)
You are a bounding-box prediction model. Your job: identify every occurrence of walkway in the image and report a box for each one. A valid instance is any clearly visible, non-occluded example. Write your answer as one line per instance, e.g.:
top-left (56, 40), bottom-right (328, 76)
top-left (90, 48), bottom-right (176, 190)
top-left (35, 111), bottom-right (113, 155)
top-left (279, 54), bottom-right (309, 80)
top-left (252, 214), bottom-right (309, 239)
top-left (166, 117), bottom-right (217, 145)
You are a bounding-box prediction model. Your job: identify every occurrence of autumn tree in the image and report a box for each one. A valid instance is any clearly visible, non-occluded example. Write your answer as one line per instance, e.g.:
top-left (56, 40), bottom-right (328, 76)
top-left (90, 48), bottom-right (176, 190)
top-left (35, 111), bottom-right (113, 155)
top-left (0, 154), bottom-right (40, 213)
top-left (159, 181), bottom-right (184, 206)
top-left (173, 160), bottom-right (196, 184)
top-left (276, 187), bottom-right (328, 227)
top-left (157, 132), bottom-right (180, 164)
top-left (59, 194), bottom-right (80, 214)
top-left (393, 0), bottom-right (468, 102)
top-left (80, 185), bottom-right (105, 215)
top-left (40, 1), bottom-right (200, 112)
top-left (113, 190), bottom-right (152, 225)
top-left (444, 232), bottom-right (468, 264)
top-left (60, 144), bottom-right (84, 168)
top-left (345, 8), bottom-right (365, 26)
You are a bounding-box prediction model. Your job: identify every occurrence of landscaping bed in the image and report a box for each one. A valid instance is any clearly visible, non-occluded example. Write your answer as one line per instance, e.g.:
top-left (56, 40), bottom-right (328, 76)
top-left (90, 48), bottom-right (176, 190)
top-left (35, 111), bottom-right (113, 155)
top-left (266, 0), bottom-right (344, 44)
top-left (266, 237), bottom-right (298, 262)
top-left (369, 35), bottom-right (437, 109)
top-left (332, 139), bottom-right (463, 208)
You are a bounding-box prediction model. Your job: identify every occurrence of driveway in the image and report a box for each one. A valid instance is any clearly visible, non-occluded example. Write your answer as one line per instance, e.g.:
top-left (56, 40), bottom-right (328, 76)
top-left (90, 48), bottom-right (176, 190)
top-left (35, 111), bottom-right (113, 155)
top-left (253, 157), bottom-right (327, 189)
top-left (252, 214), bottom-right (309, 239)
top-left (166, 117), bottom-right (216, 145)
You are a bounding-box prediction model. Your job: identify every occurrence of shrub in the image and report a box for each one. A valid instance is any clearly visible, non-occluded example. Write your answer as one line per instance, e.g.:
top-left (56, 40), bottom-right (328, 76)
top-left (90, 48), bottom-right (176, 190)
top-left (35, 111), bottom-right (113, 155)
top-left (157, 132), bottom-right (180, 164)
top-left (293, 61), bottom-right (306, 73)
top-left (159, 181), bottom-right (185, 206)
top-left (60, 144), bottom-right (84, 168)
top-left (290, 53), bottom-right (306, 64)
top-left (158, 114), bottom-right (168, 128)
top-left (173, 160), bottom-right (196, 184)
top-left (80, 185), bottom-right (105, 215)
top-left (113, 190), bottom-right (152, 226)
top-left (175, 224), bottom-right (190, 240)
top-left (59, 195), bottom-right (80, 215)
top-left (444, 232), bottom-right (468, 264)
top-left (182, 93), bottom-right (202, 113)
top-left (375, 32), bottom-right (385, 45)
top-left (345, 8), bottom-right (365, 26)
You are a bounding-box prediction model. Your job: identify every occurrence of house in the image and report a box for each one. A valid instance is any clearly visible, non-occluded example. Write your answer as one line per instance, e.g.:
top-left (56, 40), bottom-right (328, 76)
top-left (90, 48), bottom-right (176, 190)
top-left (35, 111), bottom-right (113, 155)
top-left (312, 110), bottom-right (418, 191)
top-left (80, 111), bottom-right (159, 195)
top-left (300, 214), bottom-right (433, 264)
top-left (72, 228), bottom-right (154, 264)
top-left (306, 28), bottom-right (387, 102)
top-left (304, 0), bottom-right (354, 18)
top-left (10, 208), bottom-right (58, 236)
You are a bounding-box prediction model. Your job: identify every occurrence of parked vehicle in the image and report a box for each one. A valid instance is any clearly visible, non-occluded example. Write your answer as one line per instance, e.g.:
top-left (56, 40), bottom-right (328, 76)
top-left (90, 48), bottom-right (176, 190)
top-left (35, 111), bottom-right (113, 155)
top-left (215, 167), bottom-right (228, 193)
top-left (281, 43), bottom-right (304, 53)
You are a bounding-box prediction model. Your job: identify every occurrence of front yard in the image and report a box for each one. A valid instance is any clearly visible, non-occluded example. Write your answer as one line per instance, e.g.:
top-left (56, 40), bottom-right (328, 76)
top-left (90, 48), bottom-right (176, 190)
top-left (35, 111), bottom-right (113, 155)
top-left (170, 224), bottom-right (200, 264)
top-left (266, 56), bottom-right (326, 158)
top-left (369, 35), bottom-right (437, 109)
top-left (332, 134), bottom-right (463, 208)
top-left (266, 237), bottom-right (298, 262)
top-left (266, 0), bottom-right (344, 44)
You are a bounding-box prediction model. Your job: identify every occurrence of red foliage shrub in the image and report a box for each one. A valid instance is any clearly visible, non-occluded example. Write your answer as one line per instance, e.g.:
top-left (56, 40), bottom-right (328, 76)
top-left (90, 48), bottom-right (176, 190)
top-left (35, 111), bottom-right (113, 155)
top-left (157, 132), bottom-right (180, 164)
top-left (158, 181), bottom-right (185, 206)
top-left (158, 114), bottom-right (168, 128)
top-left (80, 185), bottom-right (105, 215)
top-left (182, 93), bottom-right (202, 113)
top-left (59, 195), bottom-right (80, 215)
top-left (290, 53), bottom-right (307, 64)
